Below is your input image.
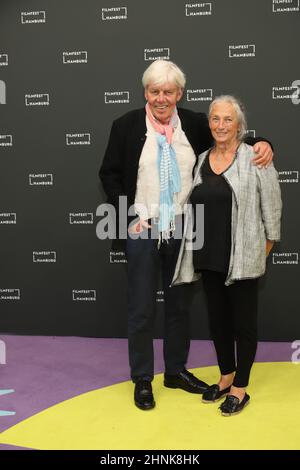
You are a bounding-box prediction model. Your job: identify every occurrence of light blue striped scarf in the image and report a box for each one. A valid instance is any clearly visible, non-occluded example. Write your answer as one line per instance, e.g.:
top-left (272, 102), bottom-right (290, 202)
top-left (156, 133), bottom-right (181, 243)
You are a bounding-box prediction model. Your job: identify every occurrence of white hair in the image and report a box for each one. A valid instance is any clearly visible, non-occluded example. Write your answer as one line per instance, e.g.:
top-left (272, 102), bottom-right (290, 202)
top-left (209, 95), bottom-right (247, 141)
top-left (142, 60), bottom-right (186, 90)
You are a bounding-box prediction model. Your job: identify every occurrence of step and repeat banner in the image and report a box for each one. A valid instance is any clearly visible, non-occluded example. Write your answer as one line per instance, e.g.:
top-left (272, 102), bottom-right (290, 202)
top-left (0, 0), bottom-right (299, 339)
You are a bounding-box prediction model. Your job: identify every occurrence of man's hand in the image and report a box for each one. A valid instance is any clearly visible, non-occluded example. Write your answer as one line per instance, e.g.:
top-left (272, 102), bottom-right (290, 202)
top-left (252, 141), bottom-right (273, 168)
top-left (128, 218), bottom-right (151, 234)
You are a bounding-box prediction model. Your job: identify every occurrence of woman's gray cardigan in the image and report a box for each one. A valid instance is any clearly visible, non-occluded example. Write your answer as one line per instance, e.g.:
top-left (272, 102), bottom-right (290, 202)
top-left (172, 143), bottom-right (282, 287)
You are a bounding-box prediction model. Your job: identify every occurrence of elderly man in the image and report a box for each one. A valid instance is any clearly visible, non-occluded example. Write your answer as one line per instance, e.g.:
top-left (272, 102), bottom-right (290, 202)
top-left (100, 60), bottom-right (273, 410)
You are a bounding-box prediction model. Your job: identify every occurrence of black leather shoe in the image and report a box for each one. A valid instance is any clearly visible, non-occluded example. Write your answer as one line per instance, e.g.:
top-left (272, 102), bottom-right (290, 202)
top-left (219, 393), bottom-right (250, 416)
top-left (134, 379), bottom-right (155, 410)
top-left (202, 384), bottom-right (231, 403)
top-left (164, 369), bottom-right (209, 394)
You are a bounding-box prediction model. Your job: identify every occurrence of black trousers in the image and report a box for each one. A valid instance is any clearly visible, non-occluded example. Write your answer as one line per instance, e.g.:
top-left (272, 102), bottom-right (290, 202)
top-left (201, 270), bottom-right (258, 388)
top-left (126, 232), bottom-right (193, 383)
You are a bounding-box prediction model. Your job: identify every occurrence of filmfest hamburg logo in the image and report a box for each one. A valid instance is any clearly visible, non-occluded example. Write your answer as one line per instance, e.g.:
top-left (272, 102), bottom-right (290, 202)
top-left (272, 253), bottom-right (298, 265)
top-left (104, 92), bottom-right (130, 104)
top-left (21, 11), bottom-right (46, 24)
top-left (185, 2), bottom-right (212, 16)
top-left (278, 171), bottom-right (298, 183)
top-left (0, 289), bottom-right (20, 300)
top-left (29, 173), bottom-right (53, 185)
top-left (144, 48), bottom-right (170, 61)
top-left (66, 133), bottom-right (91, 145)
top-left (69, 213), bottom-right (94, 224)
top-left (102, 7), bottom-right (128, 20)
top-left (110, 251), bottom-right (127, 264)
top-left (0, 213), bottom-right (17, 224)
top-left (229, 44), bottom-right (255, 58)
top-left (0, 54), bottom-right (8, 66)
top-left (0, 135), bottom-right (12, 146)
top-left (72, 290), bottom-right (96, 301)
top-left (63, 51), bottom-right (88, 64)
top-left (272, 82), bottom-right (299, 100)
top-left (33, 251), bottom-right (56, 263)
top-left (156, 290), bottom-right (164, 303)
top-left (246, 130), bottom-right (256, 138)
top-left (187, 89), bottom-right (213, 102)
top-left (25, 93), bottom-right (49, 106)
top-left (272, 0), bottom-right (299, 12)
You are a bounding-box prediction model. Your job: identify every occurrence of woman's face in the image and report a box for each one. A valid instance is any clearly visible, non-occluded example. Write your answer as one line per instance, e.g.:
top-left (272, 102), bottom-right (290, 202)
top-left (145, 82), bottom-right (183, 124)
top-left (209, 102), bottom-right (240, 146)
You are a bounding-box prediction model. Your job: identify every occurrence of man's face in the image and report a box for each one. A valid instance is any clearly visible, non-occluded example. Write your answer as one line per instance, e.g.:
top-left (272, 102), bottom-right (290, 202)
top-left (145, 82), bottom-right (183, 124)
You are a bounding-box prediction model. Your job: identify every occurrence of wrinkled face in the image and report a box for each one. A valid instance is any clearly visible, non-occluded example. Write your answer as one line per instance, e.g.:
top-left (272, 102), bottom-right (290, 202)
top-left (209, 102), bottom-right (240, 145)
top-left (145, 82), bottom-right (183, 124)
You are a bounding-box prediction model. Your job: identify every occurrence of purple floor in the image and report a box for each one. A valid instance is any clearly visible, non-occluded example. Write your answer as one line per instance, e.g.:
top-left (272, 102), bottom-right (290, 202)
top-left (0, 335), bottom-right (293, 450)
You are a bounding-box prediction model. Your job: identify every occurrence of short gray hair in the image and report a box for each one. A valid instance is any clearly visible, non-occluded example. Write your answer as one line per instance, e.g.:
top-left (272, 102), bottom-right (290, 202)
top-left (209, 95), bottom-right (247, 141)
top-left (142, 60), bottom-right (186, 90)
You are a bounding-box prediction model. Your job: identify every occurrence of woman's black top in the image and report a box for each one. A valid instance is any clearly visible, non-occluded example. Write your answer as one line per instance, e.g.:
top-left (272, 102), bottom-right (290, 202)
top-left (190, 153), bottom-right (232, 274)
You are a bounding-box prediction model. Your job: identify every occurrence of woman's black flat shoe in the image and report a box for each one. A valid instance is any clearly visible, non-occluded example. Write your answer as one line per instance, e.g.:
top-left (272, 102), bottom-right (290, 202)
top-left (202, 384), bottom-right (231, 403)
top-left (219, 393), bottom-right (250, 416)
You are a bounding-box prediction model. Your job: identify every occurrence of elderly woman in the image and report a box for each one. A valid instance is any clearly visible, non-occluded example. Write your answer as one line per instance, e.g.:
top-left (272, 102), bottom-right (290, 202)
top-left (100, 61), bottom-right (273, 411)
top-left (172, 95), bottom-right (282, 416)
